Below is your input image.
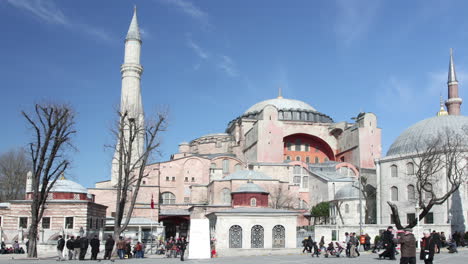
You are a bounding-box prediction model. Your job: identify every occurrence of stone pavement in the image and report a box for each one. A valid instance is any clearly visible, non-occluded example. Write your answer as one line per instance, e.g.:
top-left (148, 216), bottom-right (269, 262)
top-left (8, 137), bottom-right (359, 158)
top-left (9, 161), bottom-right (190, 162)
top-left (0, 250), bottom-right (467, 264)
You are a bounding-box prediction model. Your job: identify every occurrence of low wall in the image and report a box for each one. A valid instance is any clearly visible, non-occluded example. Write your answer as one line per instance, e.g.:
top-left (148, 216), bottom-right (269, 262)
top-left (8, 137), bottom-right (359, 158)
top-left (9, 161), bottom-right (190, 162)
top-left (314, 224), bottom-right (451, 243)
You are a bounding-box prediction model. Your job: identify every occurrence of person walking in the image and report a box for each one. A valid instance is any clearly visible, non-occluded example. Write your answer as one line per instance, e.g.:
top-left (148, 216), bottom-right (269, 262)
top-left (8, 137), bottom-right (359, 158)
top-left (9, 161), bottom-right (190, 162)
top-left (364, 233), bottom-right (371, 251)
top-left (349, 233), bottom-right (358, 258)
top-left (421, 231), bottom-right (435, 264)
top-left (432, 231), bottom-right (441, 254)
top-left (396, 228), bottom-right (416, 264)
top-left (57, 235), bottom-right (65, 261)
top-left (301, 237), bottom-right (308, 253)
top-left (116, 236), bottom-right (126, 259)
top-left (90, 235), bottom-right (100, 260)
top-left (66, 236), bottom-right (75, 260)
top-left (104, 235), bottom-right (115, 260)
top-left (306, 236), bottom-right (313, 253)
top-left (379, 226), bottom-right (396, 260)
top-left (79, 236), bottom-right (88, 260)
top-left (178, 237), bottom-right (188, 261)
top-left (73, 236), bottom-right (81, 260)
top-left (134, 241), bottom-right (143, 258)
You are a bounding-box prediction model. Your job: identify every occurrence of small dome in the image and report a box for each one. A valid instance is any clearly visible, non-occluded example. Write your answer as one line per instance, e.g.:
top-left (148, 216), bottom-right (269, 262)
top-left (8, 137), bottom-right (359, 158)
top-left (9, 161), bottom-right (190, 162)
top-left (334, 183), bottom-right (359, 200)
top-left (232, 182), bottom-right (268, 194)
top-left (49, 179), bottom-right (88, 194)
top-left (244, 98), bottom-right (317, 115)
top-left (387, 115), bottom-right (468, 156)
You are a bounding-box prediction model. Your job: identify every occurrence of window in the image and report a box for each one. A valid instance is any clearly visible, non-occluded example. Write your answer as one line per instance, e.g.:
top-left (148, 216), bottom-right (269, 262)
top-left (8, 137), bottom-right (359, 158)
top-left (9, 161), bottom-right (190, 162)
top-left (295, 156), bottom-right (301, 161)
top-left (424, 212), bottom-right (434, 224)
top-left (95, 218), bottom-right (99, 229)
top-left (222, 188), bottom-right (231, 205)
top-left (185, 177), bottom-right (188, 182)
top-left (251, 225), bottom-right (264, 248)
top-left (165, 176), bottom-right (169, 181)
top-left (293, 176), bottom-right (301, 185)
top-left (295, 139), bottom-right (301, 151)
top-left (305, 144), bottom-right (310, 152)
top-left (302, 176), bottom-right (309, 188)
top-left (19, 217), bottom-right (28, 229)
top-left (391, 186), bottom-right (399, 201)
top-left (184, 197), bottom-right (190, 203)
top-left (315, 147), bottom-right (319, 153)
top-left (250, 197), bottom-right (257, 207)
top-left (172, 177), bottom-right (175, 182)
top-left (407, 185), bottom-right (415, 201)
top-left (0, 216), bottom-right (2, 227)
top-left (344, 204), bottom-right (350, 213)
top-left (229, 225), bottom-right (242, 248)
top-left (160, 192), bottom-right (176, 205)
top-left (293, 111), bottom-right (300, 120)
top-left (234, 164), bottom-right (242, 172)
top-left (101, 219), bottom-right (105, 228)
top-left (324, 157), bottom-right (329, 162)
top-left (191, 177), bottom-right (195, 182)
top-left (406, 163), bottom-right (414, 175)
top-left (314, 157), bottom-right (319, 163)
top-left (87, 218), bottom-right (91, 229)
top-left (65, 217), bottom-right (74, 229)
top-left (222, 159), bottom-right (230, 174)
top-left (390, 165), bottom-right (398, 177)
top-left (287, 142), bottom-right (292, 150)
top-left (305, 157), bottom-right (310, 163)
top-left (272, 225), bottom-right (285, 248)
top-left (407, 213), bottom-right (416, 225)
top-left (285, 156), bottom-right (291, 161)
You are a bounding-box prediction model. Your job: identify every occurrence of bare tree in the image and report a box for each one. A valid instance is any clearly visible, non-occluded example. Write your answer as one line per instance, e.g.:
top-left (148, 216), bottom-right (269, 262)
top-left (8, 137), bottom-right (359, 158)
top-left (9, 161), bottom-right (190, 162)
top-left (111, 110), bottom-right (167, 239)
top-left (22, 104), bottom-right (76, 257)
top-left (269, 185), bottom-right (295, 209)
top-left (0, 148), bottom-right (31, 201)
top-left (388, 128), bottom-right (467, 230)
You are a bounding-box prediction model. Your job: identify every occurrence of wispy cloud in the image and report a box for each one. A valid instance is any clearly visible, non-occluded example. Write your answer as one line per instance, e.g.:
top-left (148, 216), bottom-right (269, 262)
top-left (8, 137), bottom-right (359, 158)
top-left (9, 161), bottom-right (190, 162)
top-left (6, 0), bottom-right (113, 43)
top-left (217, 55), bottom-right (238, 77)
top-left (186, 35), bottom-right (209, 59)
top-left (140, 27), bottom-right (150, 39)
top-left (377, 76), bottom-right (416, 112)
top-left (159, 0), bottom-right (212, 30)
top-left (334, 0), bottom-right (381, 46)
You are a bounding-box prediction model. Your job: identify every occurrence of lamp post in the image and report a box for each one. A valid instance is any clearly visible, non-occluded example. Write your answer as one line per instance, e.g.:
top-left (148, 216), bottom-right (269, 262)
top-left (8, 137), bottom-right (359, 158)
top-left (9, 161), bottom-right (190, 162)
top-left (416, 205), bottom-right (420, 249)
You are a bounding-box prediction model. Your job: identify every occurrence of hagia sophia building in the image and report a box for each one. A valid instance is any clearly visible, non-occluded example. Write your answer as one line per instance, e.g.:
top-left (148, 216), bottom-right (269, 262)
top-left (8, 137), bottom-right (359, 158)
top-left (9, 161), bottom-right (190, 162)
top-left (0, 8), bottom-right (466, 255)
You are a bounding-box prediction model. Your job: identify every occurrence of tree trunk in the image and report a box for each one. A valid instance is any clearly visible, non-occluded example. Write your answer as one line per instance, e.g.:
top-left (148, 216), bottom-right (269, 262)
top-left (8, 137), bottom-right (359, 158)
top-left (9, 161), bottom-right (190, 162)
top-left (27, 221), bottom-right (38, 258)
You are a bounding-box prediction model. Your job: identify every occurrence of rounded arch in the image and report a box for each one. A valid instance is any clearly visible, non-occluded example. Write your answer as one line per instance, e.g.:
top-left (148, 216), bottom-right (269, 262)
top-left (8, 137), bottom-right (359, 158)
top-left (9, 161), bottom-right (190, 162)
top-left (283, 133), bottom-right (335, 161)
top-left (391, 186), bottom-right (399, 201)
top-left (251, 225), bottom-right (264, 248)
top-left (160, 192), bottom-right (176, 204)
top-left (335, 162), bottom-right (359, 178)
top-left (229, 225), bottom-right (242, 248)
top-left (272, 225), bottom-right (285, 248)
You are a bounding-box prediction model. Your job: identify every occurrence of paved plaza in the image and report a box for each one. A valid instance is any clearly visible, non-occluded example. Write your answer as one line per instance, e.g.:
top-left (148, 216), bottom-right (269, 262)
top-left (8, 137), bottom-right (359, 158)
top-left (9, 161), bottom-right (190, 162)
top-left (0, 250), bottom-right (466, 264)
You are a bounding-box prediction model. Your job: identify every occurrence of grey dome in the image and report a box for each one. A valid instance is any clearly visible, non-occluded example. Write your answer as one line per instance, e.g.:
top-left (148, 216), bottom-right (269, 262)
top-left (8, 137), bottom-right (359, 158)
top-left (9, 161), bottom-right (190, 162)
top-left (387, 115), bottom-right (468, 156)
top-left (232, 182), bottom-right (268, 194)
top-left (244, 98), bottom-right (317, 115)
top-left (334, 183), bottom-right (359, 200)
top-left (49, 179), bottom-right (88, 194)
top-left (222, 170), bottom-right (273, 181)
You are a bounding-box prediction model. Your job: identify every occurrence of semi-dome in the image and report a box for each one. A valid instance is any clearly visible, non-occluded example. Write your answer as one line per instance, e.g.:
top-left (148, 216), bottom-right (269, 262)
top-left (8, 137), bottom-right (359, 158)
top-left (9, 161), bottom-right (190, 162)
top-left (244, 98), bottom-right (317, 115)
top-left (232, 182), bottom-right (269, 194)
top-left (49, 179), bottom-right (88, 194)
top-left (387, 115), bottom-right (468, 156)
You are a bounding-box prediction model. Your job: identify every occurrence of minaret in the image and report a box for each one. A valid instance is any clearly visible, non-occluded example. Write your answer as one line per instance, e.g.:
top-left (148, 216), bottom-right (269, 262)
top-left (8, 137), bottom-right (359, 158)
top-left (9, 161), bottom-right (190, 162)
top-left (111, 7), bottom-right (145, 185)
top-left (445, 48), bottom-right (462, 115)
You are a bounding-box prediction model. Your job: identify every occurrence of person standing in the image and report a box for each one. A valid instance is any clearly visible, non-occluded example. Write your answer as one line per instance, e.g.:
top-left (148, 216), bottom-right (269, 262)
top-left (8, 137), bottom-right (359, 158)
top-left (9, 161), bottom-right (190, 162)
top-left (379, 226), bottom-right (396, 260)
top-left (349, 233), bottom-right (357, 258)
top-left (79, 236), bottom-right (88, 260)
top-left (178, 237), bottom-right (188, 261)
top-left (57, 235), bottom-right (65, 261)
top-left (421, 231), bottom-right (435, 264)
top-left (116, 236), bottom-right (126, 259)
top-left (396, 228), bottom-right (416, 264)
top-left (66, 236), bottom-right (75, 260)
top-left (364, 233), bottom-right (371, 251)
top-left (306, 236), bottom-right (313, 253)
top-left (73, 236), bottom-right (81, 260)
top-left (104, 235), bottom-right (114, 260)
top-left (134, 242), bottom-right (143, 258)
top-left (432, 231), bottom-right (441, 253)
top-left (90, 235), bottom-right (100, 260)
top-left (344, 232), bottom-right (350, 257)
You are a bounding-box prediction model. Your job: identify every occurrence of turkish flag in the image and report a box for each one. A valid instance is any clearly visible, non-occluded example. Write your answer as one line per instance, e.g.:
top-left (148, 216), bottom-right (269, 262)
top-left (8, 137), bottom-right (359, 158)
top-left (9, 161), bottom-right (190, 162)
top-left (151, 194), bottom-right (155, 209)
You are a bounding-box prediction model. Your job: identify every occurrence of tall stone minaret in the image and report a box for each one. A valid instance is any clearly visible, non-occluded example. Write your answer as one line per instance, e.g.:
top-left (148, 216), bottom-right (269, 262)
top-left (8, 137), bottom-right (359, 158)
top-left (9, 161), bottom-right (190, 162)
top-left (111, 7), bottom-right (145, 185)
top-left (445, 48), bottom-right (462, 115)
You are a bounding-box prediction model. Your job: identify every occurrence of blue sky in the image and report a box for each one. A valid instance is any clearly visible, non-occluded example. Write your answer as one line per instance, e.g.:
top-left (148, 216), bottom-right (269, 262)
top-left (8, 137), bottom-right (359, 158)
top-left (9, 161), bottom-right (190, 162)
top-left (1, 0), bottom-right (468, 188)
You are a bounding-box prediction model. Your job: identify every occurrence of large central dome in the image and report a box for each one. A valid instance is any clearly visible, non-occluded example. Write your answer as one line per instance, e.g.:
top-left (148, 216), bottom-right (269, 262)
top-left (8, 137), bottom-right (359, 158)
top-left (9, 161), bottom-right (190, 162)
top-left (244, 98), bottom-right (317, 115)
top-left (387, 115), bottom-right (468, 156)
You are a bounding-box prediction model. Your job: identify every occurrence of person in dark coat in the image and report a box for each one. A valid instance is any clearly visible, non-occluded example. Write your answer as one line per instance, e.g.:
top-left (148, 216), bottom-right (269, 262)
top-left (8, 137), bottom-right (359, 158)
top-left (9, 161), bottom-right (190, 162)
top-left (178, 237), bottom-right (188, 261)
top-left (431, 231), bottom-right (441, 253)
top-left (421, 231), bottom-right (435, 264)
top-left (57, 235), bottom-right (65, 261)
top-left (364, 234), bottom-right (371, 251)
top-left (79, 236), bottom-right (89, 260)
top-left (306, 236), bottom-right (313, 253)
top-left (379, 226), bottom-right (396, 260)
top-left (66, 236), bottom-right (75, 260)
top-left (90, 235), bottom-right (100, 260)
top-left (73, 236), bottom-right (81, 260)
top-left (104, 235), bottom-right (115, 260)
top-left (396, 228), bottom-right (416, 264)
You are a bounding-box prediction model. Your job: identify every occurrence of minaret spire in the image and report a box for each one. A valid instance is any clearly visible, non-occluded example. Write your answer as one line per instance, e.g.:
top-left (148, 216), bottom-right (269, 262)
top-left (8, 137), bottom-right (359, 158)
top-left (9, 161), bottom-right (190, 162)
top-left (126, 6), bottom-right (141, 42)
top-left (445, 48), bottom-right (462, 115)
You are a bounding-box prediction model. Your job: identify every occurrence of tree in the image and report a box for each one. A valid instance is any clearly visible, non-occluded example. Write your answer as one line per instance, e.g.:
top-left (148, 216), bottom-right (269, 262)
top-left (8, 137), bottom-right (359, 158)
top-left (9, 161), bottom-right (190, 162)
top-left (268, 185), bottom-right (295, 209)
top-left (388, 128), bottom-right (467, 230)
top-left (111, 110), bottom-right (167, 239)
top-left (310, 201), bottom-right (330, 224)
top-left (0, 148), bottom-right (31, 201)
top-left (354, 172), bottom-right (377, 224)
top-left (22, 104), bottom-right (76, 258)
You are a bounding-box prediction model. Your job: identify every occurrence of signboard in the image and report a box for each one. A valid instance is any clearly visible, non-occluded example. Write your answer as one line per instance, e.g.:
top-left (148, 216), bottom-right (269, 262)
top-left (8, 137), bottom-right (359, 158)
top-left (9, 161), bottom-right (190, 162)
top-left (188, 219), bottom-right (211, 259)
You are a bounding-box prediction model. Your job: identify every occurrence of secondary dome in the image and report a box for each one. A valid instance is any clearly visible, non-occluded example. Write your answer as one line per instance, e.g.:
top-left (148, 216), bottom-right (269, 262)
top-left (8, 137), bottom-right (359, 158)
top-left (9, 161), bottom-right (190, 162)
top-left (334, 182), bottom-right (359, 200)
top-left (232, 182), bottom-right (269, 194)
top-left (49, 179), bottom-right (88, 194)
top-left (244, 98), bottom-right (317, 115)
top-left (387, 115), bottom-right (468, 156)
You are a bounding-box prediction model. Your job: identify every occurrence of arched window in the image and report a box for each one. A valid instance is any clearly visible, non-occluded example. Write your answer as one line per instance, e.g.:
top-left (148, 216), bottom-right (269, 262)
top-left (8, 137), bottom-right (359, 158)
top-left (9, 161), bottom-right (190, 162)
top-left (391, 186), bottom-right (398, 201)
top-left (406, 163), bottom-right (414, 175)
top-left (160, 192), bottom-right (176, 204)
top-left (391, 165), bottom-right (398, 177)
top-left (407, 185), bottom-right (415, 201)
top-left (285, 156), bottom-right (291, 161)
top-left (229, 225), bottom-right (242, 248)
top-left (234, 163), bottom-right (242, 172)
top-left (250, 197), bottom-right (257, 207)
top-left (305, 156), bottom-right (310, 163)
top-left (295, 139), bottom-right (301, 151)
top-left (295, 156), bottom-right (301, 161)
top-left (272, 225), bottom-right (285, 248)
top-left (324, 157), bottom-right (329, 162)
top-left (314, 157), bottom-right (319, 163)
top-left (305, 144), bottom-right (310, 151)
top-left (251, 225), bottom-right (264, 248)
top-left (222, 159), bottom-right (230, 174)
top-left (345, 204), bottom-right (349, 213)
top-left (222, 188), bottom-right (231, 205)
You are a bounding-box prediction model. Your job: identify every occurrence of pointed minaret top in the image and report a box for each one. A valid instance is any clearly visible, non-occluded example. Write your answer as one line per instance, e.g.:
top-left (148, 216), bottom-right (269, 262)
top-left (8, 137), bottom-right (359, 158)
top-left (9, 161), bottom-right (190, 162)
top-left (277, 87), bottom-right (283, 99)
top-left (126, 6), bottom-right (141, 41)
top-left (448, 48), bottom-right (457, 84)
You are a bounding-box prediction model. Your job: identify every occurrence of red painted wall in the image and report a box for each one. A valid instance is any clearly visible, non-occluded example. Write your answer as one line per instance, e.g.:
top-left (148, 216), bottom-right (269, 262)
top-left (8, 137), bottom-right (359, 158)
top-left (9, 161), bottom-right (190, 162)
top-left (232, 193), bottom-right (268, 207)
top-left (283, 134), bottom-right (334, 163)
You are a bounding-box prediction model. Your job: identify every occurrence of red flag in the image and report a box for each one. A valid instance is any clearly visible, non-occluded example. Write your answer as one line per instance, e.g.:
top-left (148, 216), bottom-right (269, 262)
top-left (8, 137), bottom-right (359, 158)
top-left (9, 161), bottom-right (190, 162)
top-left (151, 194), bottom-right (155, 209)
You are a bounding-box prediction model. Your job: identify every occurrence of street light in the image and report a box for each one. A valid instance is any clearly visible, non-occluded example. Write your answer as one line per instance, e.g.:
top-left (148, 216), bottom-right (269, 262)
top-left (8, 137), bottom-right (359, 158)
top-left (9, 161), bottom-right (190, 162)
top-left (416, 206), bottom-right (420, 249)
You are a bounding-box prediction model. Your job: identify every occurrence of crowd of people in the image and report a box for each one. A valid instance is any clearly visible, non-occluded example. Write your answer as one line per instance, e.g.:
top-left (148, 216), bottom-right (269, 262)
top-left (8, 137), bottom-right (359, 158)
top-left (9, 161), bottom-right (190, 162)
top-left (0, 241), bottom-right (26, 254)
top-left (155, 236), bottom-right (189, 261)
top-left (301, 226), bottom-right (468, 263)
